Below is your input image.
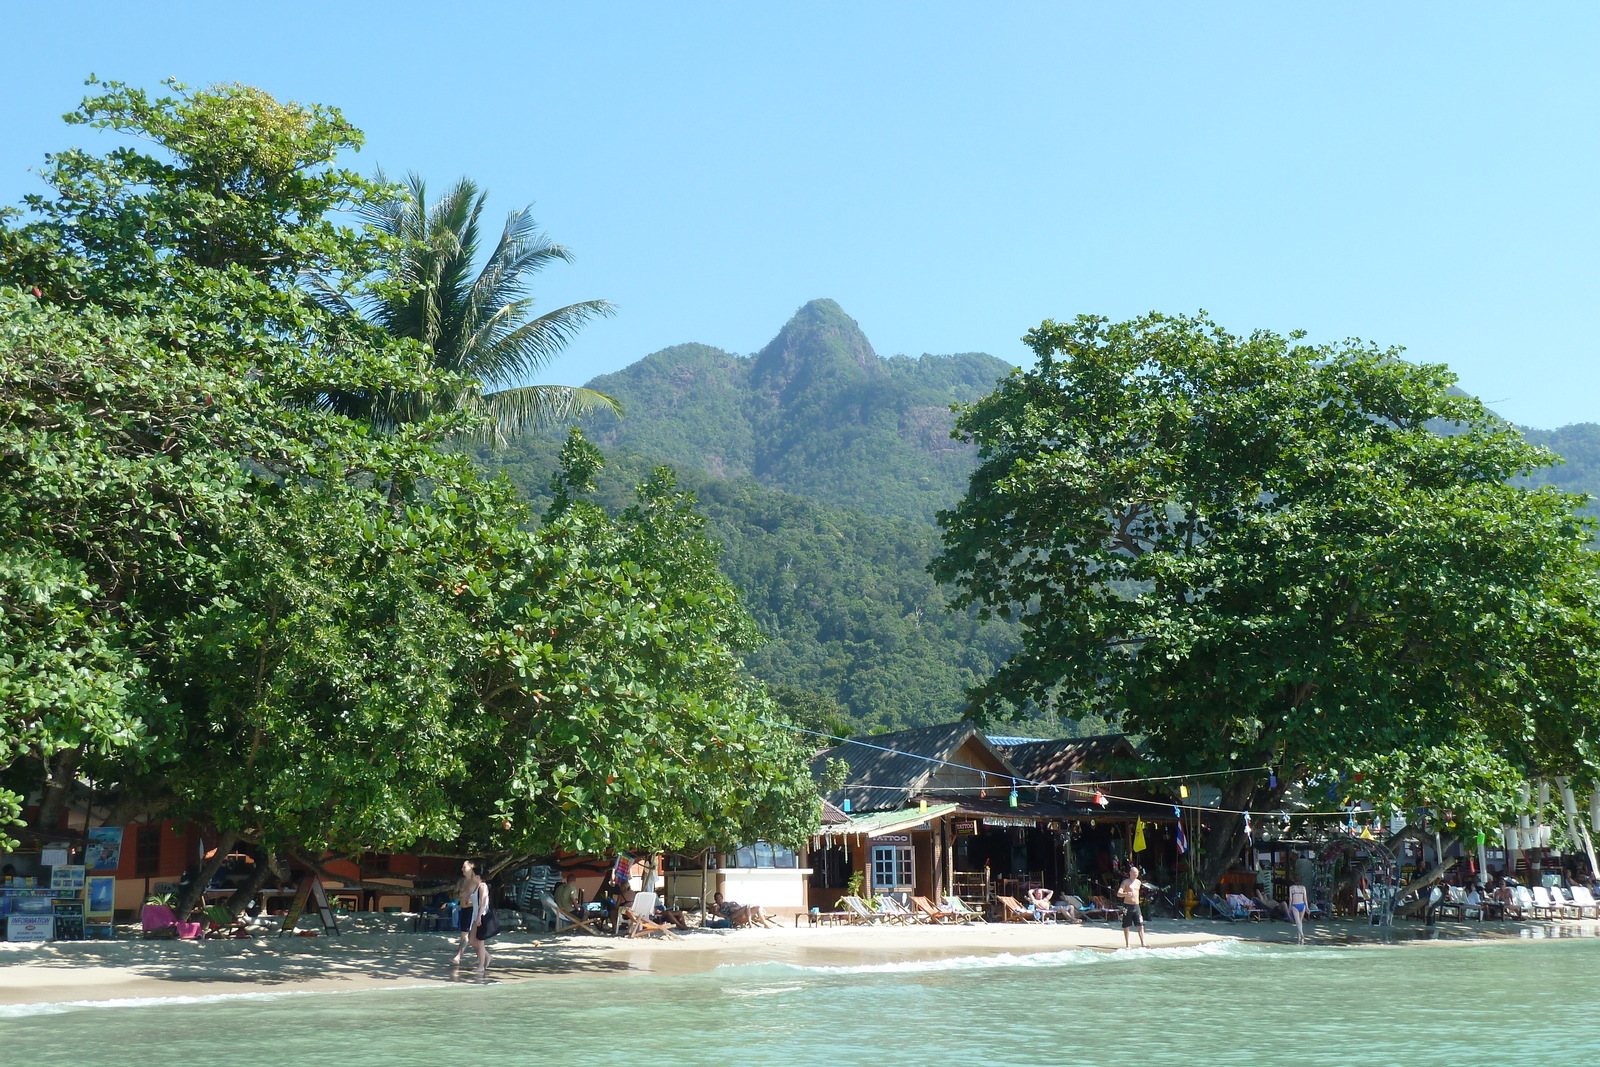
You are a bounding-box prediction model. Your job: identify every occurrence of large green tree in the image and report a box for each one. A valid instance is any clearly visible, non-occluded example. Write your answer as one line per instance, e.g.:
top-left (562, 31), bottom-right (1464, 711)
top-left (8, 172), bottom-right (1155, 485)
top-left (309, 173), bottom-right (618, 441)
top-left (933, 312), bottom-right (1600, 886)
top-left (0, 81), bottom-right (817, 893)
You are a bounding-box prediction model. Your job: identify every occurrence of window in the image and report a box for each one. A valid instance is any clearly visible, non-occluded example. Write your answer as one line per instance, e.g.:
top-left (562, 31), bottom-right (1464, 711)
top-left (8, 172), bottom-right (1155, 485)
top-left (727, 841), bottom-right (799, 869)
top-left (135, 825), bottom-right (161, 877)
top-left (871, 845), bottom-right (913, 890)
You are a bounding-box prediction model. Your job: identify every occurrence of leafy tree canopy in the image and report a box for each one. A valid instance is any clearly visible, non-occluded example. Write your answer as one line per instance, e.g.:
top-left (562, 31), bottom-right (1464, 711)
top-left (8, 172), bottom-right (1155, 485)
top-left (933, 311), bottom-right (1600, 883)
top-left (0, 80), bottom-right (817, 868)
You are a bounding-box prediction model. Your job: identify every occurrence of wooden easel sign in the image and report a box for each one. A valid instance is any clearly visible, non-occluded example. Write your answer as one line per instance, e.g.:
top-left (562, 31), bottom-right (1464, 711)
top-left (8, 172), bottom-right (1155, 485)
top-left (278, 875), bottom-right (341, 936)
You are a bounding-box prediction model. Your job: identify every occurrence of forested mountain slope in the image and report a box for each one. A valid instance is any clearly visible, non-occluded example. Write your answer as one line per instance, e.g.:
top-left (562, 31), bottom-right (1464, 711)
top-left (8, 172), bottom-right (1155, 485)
top-left (577, 299), bottom-right (1013, 522)
top-left (473, 301), bottom-right (1596, 734)
top-left (1519, 422), bottom-right (1600, 521)
top-left (475, 435), bottom-right (1023, 733)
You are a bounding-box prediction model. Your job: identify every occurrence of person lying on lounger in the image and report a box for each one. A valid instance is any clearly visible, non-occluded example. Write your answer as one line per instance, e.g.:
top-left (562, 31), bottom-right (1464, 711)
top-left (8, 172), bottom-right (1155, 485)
top-left (713, 891), bottom-right (779, 928)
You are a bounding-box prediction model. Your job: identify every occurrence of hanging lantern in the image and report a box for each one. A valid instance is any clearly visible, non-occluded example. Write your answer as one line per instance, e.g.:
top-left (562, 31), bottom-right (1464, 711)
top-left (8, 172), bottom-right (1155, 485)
top-left (919, 798), bottom-right (928, 814)
top-left (1179, 784), bottom-right (1189, 799)
top-left (1008, 788), bottom-right (1019, 808)
top-left (841, 799), bottom-right (851, 813)
top-left (1538, 781), bottom-right (1551, 809)
top-left (1094, 791), bottom-right (1108, 808)
top-left (1268, 771), bottom-right (1277, 789)
top-left (1590, 792), bottom-right (1600, 833)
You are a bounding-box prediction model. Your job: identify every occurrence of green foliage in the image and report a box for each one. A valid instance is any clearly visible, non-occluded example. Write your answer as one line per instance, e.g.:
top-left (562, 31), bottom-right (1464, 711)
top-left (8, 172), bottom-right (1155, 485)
top-left (933, 311), bottom-right (1600, 874)
top-left (306, 172), bottom-right (618, 441)
top-left (474, 434), bottom-right (1024, 734)
top-left (0, 79), bottom-right (817, 858)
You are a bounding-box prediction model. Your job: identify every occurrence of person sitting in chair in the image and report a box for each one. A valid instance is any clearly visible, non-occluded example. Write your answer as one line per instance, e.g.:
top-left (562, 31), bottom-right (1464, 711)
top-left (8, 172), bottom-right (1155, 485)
top-left (712, 891), bottom-right (778, 928)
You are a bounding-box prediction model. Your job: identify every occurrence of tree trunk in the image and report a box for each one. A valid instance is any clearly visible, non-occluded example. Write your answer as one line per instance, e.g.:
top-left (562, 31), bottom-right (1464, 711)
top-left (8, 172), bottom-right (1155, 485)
top-left (1394, 855), bottom-right (1460, 918)
top-left (172, 829), bottom-right (238, 923)
top-left (224, 849), bottom-right (281, 920)
top-left (1195, 777), bottom-right (1260, 890)
top-left (34, 746), bottom-right (84, 840)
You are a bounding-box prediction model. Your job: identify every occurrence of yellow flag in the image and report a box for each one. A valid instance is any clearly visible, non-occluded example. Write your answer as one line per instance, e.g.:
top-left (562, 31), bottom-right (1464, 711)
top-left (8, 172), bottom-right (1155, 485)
top-left (1133, 818), bottom-right (1147, 852)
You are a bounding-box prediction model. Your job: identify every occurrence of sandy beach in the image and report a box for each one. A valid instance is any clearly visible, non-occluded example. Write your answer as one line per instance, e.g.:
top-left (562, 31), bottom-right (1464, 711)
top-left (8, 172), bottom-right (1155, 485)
top-left (3, 914), bottom-right (1593, 1011)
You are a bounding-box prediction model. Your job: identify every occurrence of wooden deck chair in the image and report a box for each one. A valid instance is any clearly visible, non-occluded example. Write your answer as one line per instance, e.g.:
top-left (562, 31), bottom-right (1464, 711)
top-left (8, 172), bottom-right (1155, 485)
top-left (620, 891), bottom-right (678, 939)
top-left (872, 894), bottom-right (916, 924)
top-left (540, 890), bottom-right (608, 936)
top-left (944, 896), bottom-right (989, 922)
top-left (840, 895), bottom-right (886, 924)
top-left (1091, 895), bottom-right (1126, 920)
top-left (1568, 885), bottom-right (1600, 918)
top-left (912, 895), bottom-right (964, 924)
top-left (998, 895), bottom-right (1053, 923)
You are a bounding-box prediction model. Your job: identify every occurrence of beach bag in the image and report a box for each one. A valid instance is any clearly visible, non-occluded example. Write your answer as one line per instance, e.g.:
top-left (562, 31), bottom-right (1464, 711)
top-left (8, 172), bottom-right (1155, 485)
top-left (476, 909), bottom-right (501, 940)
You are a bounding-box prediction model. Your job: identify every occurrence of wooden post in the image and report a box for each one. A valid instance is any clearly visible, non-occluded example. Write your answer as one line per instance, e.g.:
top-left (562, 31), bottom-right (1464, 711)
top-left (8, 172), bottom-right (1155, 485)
top-left (700, 848), bottom-right (709, 926)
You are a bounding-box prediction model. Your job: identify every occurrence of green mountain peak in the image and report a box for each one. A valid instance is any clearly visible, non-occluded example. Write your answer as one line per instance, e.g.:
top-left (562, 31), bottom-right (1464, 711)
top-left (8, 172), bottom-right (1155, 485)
top-left (750, 298), bottom-right (883, 404)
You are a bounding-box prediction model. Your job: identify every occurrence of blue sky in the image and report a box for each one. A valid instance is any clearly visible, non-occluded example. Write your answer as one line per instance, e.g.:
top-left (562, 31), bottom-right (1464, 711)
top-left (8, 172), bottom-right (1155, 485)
top-left (2, 2), bottom-right (1595, 428)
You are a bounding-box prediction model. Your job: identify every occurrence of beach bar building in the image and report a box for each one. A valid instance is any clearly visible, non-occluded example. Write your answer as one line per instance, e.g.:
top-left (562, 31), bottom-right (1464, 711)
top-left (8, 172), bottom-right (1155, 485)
top-left (807, 723), bottom-right (1178, 912)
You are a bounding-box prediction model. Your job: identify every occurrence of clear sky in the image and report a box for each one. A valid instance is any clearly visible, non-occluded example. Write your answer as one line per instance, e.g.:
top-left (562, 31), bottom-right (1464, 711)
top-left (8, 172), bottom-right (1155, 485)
top-left (2, 2), bottom-right (1595, 428)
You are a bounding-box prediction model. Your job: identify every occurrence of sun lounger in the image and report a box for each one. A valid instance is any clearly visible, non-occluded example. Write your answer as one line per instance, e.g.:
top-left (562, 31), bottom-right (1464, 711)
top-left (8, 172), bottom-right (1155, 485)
top-left (1203, 893), bottom-right (1247, 922)
top-left (1539, 886), bottom-right (1580, 919)
top-left (540, 890), bottom-right (608, 935)
top-left (998, 895), bottom-right (1054, 923)
top-left (840, 895), bottom-right (887, 924)
top-left (1065, 895), bottom-right (1117, 921)
top-left (873, 895), bottom-right (917, 924)
top-left (912, 895), bottom-right (965, 924)
top-left (1528, 885), bottom-right (1565, 918)
top-left (1510, 885), bottom-right (1539, 919)
top-left (1226, 894), bottom-right (1265, 921)
top-left (1568, 885), bottom-right (1600, 918)
top-left (620, 891), bottom-right (679, 939)
top-left (944, 896), bottom-right (989, 922)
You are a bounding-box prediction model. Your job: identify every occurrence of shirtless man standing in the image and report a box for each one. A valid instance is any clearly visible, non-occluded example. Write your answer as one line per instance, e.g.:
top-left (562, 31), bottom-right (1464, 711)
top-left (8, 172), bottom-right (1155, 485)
top-left (1118, 866), bottom-right (1147, 949)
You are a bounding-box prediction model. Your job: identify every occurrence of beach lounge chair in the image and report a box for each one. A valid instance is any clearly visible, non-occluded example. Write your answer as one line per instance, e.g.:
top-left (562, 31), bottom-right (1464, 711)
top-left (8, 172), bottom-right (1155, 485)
top-left (1226, 894), bottom-right (1265, 921)
top-left (1203, 893), bottom-right (1247, 922)
top-left (1537, 885), bottom-right (1579, 919)
top-left (1509, 886), bottom-right (1539, 919)
top-left (998, 895), bottom-right (1054, 923)
top-left (619, 891), bottom-right (678, 939)
top-left (912, 895), bottom-right (965, 924)
top-left (1527, 885), bottom-right (1561, 918)
top-left (873, 895), bottom-right (917, 924)
top-left (1568, 885), bottom-right (1600, 918)
top-left (840, 895), bottom-right (886, 924)
top-left (1064, 895), bottom-right (1115, 921)
top-left (944, 896), bottom-right (989, 922)
top-left (540, 890), bottom-right (608, 936)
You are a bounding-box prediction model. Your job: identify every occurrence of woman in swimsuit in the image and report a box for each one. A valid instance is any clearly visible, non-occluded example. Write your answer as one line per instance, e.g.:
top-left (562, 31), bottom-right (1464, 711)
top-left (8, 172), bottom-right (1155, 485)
top-left (452, 859), bottom-right (492, 970)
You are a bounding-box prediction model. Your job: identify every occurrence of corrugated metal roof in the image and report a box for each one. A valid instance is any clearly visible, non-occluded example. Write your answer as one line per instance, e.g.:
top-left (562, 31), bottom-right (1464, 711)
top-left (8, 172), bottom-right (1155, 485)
top-left (838, 804), bottom-right (959, 837)
top-left (811, 722), bottom-right (1020, 814)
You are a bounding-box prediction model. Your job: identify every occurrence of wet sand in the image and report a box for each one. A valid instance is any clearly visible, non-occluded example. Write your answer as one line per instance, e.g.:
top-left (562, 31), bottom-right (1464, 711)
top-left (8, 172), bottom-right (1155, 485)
top-left (2, 914), bottom-right (1592, 1010)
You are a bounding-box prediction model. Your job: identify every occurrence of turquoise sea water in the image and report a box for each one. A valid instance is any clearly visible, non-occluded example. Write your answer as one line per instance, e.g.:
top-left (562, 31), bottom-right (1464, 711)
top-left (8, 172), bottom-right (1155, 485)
top-left (4, 937), bottom-right (1598, 1065)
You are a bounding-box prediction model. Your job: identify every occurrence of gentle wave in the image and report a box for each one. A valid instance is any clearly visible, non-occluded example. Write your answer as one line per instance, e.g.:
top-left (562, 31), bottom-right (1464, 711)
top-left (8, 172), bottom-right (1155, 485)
top-left (710, 937), bottom-right (1262, 977)
top-left (0, 988), bottom-right (324, 1019)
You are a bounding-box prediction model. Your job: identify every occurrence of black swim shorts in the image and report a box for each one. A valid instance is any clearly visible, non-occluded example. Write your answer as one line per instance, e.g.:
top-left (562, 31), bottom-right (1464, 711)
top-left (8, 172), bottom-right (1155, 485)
top-left (1121, 903), bottom-right (1143, 928)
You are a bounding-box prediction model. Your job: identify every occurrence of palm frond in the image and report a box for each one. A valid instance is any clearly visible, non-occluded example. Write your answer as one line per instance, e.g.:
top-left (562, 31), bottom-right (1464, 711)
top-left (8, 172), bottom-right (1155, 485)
top-left (461, 299), bottom-right (616, 387)
top-left (473, 385), bottom-right (623, 445)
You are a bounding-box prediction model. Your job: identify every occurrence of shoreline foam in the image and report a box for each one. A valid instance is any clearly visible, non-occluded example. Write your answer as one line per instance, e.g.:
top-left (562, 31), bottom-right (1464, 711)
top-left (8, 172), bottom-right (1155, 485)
top-left (1, 915), bottom-right (1593, 1015)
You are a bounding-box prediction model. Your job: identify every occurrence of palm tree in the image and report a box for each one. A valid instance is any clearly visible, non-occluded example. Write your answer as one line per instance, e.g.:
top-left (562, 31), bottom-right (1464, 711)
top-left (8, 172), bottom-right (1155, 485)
top-left (312, 173), bottom-right (619, 442)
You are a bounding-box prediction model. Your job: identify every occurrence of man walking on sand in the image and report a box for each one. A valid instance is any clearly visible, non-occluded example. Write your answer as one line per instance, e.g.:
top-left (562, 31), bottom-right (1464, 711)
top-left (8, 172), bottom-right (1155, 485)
top-left (1118, 866), bottom-right (1146, 949)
